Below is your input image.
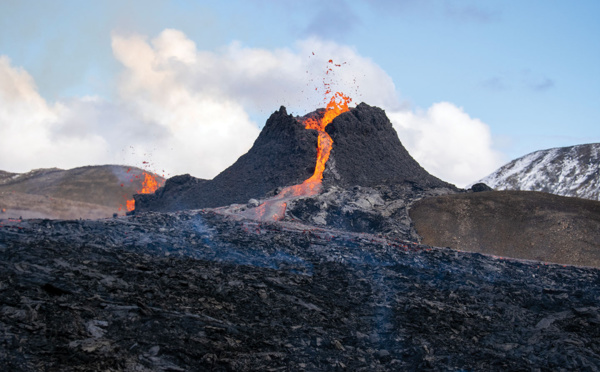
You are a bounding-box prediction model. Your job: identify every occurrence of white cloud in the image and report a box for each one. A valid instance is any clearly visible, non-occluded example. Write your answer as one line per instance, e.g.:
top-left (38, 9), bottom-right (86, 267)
top-left (0, 28), bottom-right (504, 187)
top-left (388, 102), bottom-right (505, 187)
top-left (0, 56), bottom-right (108, 172)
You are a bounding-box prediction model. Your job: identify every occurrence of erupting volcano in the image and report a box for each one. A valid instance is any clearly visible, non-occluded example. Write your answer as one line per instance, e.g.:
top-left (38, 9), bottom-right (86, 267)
top-left (244, 92), bottom-right (352, 221)
top-left (134, 56), bottom-right (452, 215)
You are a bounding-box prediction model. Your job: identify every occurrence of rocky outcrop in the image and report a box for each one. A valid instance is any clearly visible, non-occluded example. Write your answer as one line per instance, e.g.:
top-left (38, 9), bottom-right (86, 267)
top-left (286, 183), bottom-right (456, 241)
top-left (477, 143), bottom-right (600, 201)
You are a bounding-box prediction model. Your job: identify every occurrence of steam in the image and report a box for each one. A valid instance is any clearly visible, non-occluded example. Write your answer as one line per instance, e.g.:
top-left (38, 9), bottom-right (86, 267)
top-left (0, 29), bottom-right (504, 186)
top-left (389, 102), bottom-right (505, 187)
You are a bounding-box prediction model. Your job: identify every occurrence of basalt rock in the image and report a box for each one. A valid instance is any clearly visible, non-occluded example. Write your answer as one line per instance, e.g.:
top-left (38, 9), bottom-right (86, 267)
top-left (286, 183), bottom-right (456, 241)
top-left (134, 106), bottom-right (318, 212)
top-left (136, 103), bottom-right (455, 213)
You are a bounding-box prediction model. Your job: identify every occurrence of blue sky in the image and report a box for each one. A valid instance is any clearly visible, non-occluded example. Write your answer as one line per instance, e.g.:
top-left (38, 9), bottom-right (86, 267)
top-left (0, 0), bottom-right (598, 186)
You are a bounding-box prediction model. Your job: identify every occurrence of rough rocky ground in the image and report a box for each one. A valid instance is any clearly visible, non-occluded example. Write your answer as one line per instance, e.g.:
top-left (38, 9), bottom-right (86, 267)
top-left (1, 211), bottom-right (599, 371)
top-left (285, 183), bottom-right (456, 241)
top-left (410, 190), bottom-right (600, 267)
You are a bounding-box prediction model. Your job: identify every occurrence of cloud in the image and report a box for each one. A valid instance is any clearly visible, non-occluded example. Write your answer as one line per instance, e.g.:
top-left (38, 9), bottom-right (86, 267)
top-left (388, 102), bottom-right (505, 187)
top-left (482, 72), bottom-right (555, 93)
top-left (301, 0), bottom-right (360, 40)
top-left (481, 76), bottom-right (509, 91)
top-left (0, 28), bottom-right (503, 188)
top-left (0, 56), bottom-right (109, 172)
top-left (528, 77), bottom-right (554, 92)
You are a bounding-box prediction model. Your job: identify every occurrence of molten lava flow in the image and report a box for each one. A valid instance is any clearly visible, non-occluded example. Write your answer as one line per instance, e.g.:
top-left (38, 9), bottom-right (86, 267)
top-left (125, 171), bottom-right (162, 212)
top-left (242, 92), bottom-right (352, 222)
top-left (301, 92), bottom-right (352, 186)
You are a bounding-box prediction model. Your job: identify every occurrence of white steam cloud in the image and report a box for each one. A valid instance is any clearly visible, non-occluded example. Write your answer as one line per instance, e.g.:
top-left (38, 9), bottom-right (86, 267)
top-left (389, 103), bottom-right (504, 187)
top-left (0, 29), bottom-right (504, 186)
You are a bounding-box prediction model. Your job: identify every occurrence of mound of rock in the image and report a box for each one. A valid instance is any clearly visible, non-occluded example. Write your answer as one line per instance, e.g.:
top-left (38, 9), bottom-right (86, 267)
top-left (286, 183), bottom-right (456, 241)
top-left (135, 107), bottom-right (318, 212)
top-left (323, 103), bottom-right (452, 189)
top-left (136, 103), bottom-right (455, 213)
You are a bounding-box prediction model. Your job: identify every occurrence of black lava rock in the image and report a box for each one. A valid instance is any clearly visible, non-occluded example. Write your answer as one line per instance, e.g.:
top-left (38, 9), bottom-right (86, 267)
top-left (135, 103), bottom-right (456, 213)
top-left (1, 212), bottom-right (599, 371)
top-left (324, 103), bottom-right (454, 189)
top-left (135, 106), bottom-right (318, 212)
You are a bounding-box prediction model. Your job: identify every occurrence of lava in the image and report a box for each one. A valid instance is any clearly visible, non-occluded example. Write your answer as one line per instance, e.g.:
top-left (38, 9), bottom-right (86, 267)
top-left (301, 91), bottom-right (352, 185)
top-left (126, 172), bottom-right (163, 212)
top-left (238, 92), bottom-right (352, 222)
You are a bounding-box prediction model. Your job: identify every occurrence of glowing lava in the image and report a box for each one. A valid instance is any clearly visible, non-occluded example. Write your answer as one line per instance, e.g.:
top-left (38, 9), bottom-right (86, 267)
top-left (125, 171), bottom-right (162, 212)
top-left (301, 91), bottom-right (352, 185)
top-left (243, 92), bottom-right (352, 222)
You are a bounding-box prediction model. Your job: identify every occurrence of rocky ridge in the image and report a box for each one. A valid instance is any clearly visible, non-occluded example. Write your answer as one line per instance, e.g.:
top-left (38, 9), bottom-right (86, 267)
top-left (477, 143), bottom-right (600, 201)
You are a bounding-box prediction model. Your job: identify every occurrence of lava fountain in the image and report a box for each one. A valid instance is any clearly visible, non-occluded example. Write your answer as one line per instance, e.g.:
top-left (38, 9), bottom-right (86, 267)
top-left (126, 172), bottom-right (162, 212)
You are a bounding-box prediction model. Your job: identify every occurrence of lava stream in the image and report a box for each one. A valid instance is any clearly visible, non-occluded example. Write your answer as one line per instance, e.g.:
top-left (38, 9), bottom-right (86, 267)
top-left (246, 92), bottom-right (352, 221)
top-left (125, 172), bottom-right (162, 212)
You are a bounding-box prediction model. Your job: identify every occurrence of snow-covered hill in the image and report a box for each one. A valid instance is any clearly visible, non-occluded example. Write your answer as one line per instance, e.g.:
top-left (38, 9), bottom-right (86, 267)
top-left (477, 143), bottom-right (600, 201)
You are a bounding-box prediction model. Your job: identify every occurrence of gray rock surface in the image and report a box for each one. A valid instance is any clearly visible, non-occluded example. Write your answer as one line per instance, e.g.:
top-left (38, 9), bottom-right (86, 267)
top-left (286, 184), bottom-right (457, 241)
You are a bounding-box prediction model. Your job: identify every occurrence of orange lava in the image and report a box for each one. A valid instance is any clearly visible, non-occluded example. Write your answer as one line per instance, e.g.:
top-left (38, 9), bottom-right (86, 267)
top-left (251, 91), bottom-right (352, 222)
top-left (301, 92), bottom-right (352, 185)
top-left (125, 171), bottom-right (162, 212)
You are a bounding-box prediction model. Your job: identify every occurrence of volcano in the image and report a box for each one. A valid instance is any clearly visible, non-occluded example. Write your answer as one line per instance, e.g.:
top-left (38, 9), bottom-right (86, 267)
top-left (134, 103), bottom-right (454, 213)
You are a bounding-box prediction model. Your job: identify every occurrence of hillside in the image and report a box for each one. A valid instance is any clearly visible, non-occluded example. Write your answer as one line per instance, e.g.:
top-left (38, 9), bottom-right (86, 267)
top-left (410, 190), bottom-right (600, 267)
top-left (0, 165), bottom-right (165, 219)
top-left (477, 143), bottom-right (600, 201)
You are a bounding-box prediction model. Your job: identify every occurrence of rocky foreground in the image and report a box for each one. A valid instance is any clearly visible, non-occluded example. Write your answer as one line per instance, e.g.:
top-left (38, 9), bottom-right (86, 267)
top-left (1, 211), bottom-right (599, 371)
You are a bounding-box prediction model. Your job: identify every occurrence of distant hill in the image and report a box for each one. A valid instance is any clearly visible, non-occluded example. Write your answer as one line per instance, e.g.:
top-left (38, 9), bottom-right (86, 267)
top-left (0, 165), bottom-right (165, 220)
top-left (476, 143), bottom-right (600, 201)
top-left (410, 190), bottom-right (600, 267)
